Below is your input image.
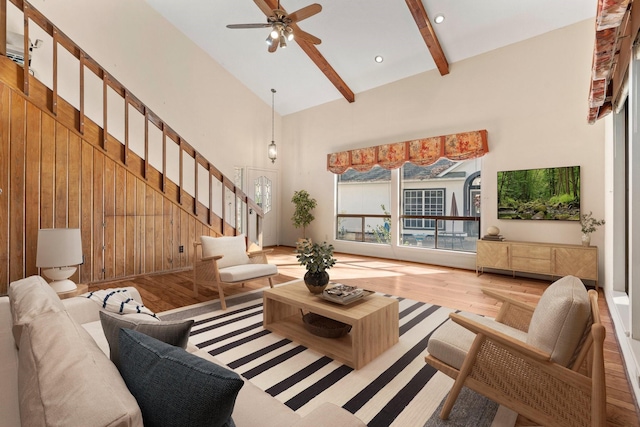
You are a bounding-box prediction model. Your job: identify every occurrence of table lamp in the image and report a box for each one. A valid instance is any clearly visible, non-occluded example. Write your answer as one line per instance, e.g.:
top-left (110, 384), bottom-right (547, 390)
top-left (36, 228), bottom-right (83, 293)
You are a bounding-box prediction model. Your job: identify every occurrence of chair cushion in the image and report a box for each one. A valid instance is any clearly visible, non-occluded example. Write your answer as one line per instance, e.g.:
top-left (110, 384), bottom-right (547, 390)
top-left (18, 310), bottom-right (143, 427)
top-left (427, 318), bottom-right (475, 370)
top-left (99, 311), bottom-right (193, 368)
top-left (427, 312), bottom-right (528, 370)
top-left (201, 235), bottom-right (250, 269)
top-left (219, 263), bottom-right (278, 283)
top-left (8, 275), bottom-right (66, 347)
top-left (526, 275), bottom-right (591, 366)
top-left (118, 329), bottom-right (244, 427)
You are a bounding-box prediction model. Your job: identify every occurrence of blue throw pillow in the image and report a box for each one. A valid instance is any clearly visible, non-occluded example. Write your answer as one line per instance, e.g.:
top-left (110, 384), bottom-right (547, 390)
top-left (118, 329), bottom-right (244, 427)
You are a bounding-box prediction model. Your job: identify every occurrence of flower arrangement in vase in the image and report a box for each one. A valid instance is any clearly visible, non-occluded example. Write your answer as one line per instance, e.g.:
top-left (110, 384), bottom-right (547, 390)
top-left (579, 211), bottom-right (605, 246)
top-left (295, 241), bottom-right (336, 293)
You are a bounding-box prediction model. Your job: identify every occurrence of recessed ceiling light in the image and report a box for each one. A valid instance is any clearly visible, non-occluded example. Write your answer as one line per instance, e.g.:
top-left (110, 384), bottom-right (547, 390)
top-left (434, 14), bottom-right (445, 24)
top-left (374, 55), bottom-right (384, 63)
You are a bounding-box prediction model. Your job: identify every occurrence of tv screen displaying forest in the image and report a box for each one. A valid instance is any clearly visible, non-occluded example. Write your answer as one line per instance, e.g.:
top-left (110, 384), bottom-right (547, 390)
top-left (497, 166), bottom-right (580, 221)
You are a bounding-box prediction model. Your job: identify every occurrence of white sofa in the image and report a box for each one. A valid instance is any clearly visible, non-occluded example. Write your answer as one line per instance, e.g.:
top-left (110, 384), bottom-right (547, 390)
top-left (0, 276), bottom-right (365, 427)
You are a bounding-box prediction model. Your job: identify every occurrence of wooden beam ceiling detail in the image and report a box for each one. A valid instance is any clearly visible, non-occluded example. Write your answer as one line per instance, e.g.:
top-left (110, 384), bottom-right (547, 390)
top-left (263, 0), bottom-right (355, 103)
top-left (294, 34), bottom-right (355, 103)
top-left (405, 0), bottom-right (449, 76)
top-left (587, 0), bottom-right (634, 123)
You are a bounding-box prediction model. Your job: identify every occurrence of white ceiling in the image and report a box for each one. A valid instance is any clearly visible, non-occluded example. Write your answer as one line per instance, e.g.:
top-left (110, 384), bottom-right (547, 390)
top-left (144, 0), bottom-right (596, 116)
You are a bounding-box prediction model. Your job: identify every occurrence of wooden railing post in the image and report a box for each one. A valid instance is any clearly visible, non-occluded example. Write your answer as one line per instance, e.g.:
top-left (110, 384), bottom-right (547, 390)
top-left (1, 0), bottom-right (7, 57)
top-left (2, 0), bottom-right (260, 243)
top-left (22, 2), bottom-right (29, 95)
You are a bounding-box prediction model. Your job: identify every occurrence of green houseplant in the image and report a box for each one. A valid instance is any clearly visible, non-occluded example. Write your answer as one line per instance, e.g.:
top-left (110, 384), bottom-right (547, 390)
top-left (295, 240), bottom-right (336, 293)
top-left (291, 190), bottom-right (317, 240)
top-left (580, 211), bottom-right (605, 246)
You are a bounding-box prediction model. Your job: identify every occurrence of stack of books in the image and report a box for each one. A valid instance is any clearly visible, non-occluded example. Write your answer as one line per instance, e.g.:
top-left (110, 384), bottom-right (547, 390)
top-left (482, 234), bottom-right (505, 241)
top-left (323, 283), bottom-right (366, 304)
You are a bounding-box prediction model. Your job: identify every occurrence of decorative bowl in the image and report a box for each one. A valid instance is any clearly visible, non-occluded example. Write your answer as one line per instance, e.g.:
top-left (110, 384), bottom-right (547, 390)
top-left (486, 226), bottom-right (500, 236)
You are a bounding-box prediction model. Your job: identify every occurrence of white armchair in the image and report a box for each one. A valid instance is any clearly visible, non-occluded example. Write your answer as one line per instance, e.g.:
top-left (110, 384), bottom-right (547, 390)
top-left (193, 235), bottom-right (277, 310)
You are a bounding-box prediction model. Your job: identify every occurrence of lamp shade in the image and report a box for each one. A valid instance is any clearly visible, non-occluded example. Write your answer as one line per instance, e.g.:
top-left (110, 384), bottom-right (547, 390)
top-left (36, 228), bottom-right (83, 268)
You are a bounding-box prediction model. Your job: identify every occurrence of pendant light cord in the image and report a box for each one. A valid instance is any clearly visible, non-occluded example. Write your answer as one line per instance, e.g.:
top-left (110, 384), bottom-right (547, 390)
top-left (271, 88), bottom-right (276, 142)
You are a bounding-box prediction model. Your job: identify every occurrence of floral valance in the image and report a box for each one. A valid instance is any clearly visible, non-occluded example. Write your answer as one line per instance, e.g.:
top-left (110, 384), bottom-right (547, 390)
top-left (327, 129), bottom-right (488, 174)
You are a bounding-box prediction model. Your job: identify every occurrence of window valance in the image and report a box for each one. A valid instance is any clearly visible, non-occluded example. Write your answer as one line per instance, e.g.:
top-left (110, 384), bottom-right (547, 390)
top-left (326, 129), bottom-right (488, 174)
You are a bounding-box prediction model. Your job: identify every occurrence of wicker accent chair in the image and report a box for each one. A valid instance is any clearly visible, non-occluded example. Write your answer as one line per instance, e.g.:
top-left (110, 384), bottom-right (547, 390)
top-left (193, 235), bottom-right (277, 310)
top-left (425, 275), bottom-right (606, 427)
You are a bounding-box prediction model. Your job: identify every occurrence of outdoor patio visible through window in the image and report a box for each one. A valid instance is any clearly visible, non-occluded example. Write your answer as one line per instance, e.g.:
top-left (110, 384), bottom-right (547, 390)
top-left (335, 158), bottom-right (481, 252)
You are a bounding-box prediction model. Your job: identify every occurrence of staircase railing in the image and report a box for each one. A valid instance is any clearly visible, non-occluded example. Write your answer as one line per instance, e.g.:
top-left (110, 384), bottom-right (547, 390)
top-left (1, 0), bottom-right (264, 242)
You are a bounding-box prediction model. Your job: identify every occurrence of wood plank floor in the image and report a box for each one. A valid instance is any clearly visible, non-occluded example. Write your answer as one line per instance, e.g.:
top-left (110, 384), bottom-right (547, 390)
top-left (91, 246), bottom-right (639, 427)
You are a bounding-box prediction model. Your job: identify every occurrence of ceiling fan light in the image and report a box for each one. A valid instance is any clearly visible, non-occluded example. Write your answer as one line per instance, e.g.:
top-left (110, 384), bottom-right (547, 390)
top-left (285, 27), bottom-right (294, 41)
top-left (279, 33), bottom-right (287, 48)
top-left (266, 35), bottom-right (274, 46)
top-left (270, 28), bottom-right (279, 39)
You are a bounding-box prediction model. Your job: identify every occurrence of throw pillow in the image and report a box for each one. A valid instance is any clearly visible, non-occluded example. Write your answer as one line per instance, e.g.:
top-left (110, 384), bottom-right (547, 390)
top-left (118, 329), bottom-right (244, 427)
top-left (87, 288), bottom-right (156, 317)
top-left (99, 311), bottom-right (193, 368)
top-left (200, 235), bottom-right (249, 269)
top-left (18, 310), bottom-right (143, 427)
top-left (8, 275), bottom-right (66, 347)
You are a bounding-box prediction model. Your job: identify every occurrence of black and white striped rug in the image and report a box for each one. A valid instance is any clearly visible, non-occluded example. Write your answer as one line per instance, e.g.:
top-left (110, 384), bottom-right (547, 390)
top-left (160, 286), bottom-right (517, 427)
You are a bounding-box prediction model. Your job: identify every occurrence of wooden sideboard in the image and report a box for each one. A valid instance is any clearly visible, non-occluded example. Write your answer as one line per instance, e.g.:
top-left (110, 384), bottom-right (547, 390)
top-left (476, 240), bottom-right (599, 288)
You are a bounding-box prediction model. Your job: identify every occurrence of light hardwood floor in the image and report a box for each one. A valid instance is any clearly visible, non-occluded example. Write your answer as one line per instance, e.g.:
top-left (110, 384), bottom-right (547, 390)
top-left (91, 246), bottom-right (639, 427)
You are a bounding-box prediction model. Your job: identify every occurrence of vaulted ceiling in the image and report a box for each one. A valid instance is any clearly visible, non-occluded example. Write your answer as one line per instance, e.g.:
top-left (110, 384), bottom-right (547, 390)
top-left (146, 0), bottom-right (597, 115)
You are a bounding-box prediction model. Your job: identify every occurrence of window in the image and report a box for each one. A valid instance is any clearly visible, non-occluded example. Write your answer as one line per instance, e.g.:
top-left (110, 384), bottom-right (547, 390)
top-left (336, 166), bottom-right (391, 244)
top-left (254, 175), bottom-right (272, 214)
top-left (335, 158), bottom-right (481, 251)
top-left (403, 189), bottom-right (444, 229)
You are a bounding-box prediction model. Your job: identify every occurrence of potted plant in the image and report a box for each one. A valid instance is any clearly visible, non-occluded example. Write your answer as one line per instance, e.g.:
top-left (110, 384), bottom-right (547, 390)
top-left (291, 190), bottom-right (317, 241)
top-left (580, 211), bottom-right (605, 246)
top-left (295, 240), bottom-right (336, 293)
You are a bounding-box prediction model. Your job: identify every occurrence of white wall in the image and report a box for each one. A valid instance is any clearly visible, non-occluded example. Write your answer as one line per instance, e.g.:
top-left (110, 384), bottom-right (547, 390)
top-left (280, 19), bottom-right (605, 273)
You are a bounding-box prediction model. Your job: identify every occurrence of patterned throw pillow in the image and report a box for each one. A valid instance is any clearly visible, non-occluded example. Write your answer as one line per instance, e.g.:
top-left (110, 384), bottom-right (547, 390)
top-left (118, 329), bottom-right (244, 427)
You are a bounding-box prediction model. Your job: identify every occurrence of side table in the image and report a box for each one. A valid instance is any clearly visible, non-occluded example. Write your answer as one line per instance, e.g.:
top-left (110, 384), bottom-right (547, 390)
top-left (58, 283), bottom-right (89, 300)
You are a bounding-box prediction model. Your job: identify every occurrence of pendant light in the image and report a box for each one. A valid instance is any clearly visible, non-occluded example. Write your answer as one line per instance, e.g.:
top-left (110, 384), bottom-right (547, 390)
top-left (268, 88), bottom-right (278, 163)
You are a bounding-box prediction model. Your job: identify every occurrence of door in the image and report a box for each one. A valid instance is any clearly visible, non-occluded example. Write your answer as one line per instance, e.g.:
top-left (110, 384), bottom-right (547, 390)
top-left (246, 168), bottom-right (278, 247)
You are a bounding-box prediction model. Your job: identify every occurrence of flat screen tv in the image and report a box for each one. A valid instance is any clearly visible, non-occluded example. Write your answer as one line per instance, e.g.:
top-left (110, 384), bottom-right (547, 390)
top-left (497, 166), bottom-right (580, 220)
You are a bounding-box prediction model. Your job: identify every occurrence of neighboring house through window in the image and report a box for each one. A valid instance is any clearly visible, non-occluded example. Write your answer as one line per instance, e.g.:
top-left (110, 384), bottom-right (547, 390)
top-left (336, 158), bottom-right (482, 252)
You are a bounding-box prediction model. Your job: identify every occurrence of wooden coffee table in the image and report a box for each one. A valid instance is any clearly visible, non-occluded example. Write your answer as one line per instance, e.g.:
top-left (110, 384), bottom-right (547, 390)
top-left (263, 281), bottom-right (399, 369)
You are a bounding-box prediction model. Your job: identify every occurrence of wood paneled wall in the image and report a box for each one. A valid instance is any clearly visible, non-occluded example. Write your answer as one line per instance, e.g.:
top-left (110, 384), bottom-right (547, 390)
top-left (0, 1), bottom-right (267, 295)
top-left (0, 76), bottom-right (217, 294)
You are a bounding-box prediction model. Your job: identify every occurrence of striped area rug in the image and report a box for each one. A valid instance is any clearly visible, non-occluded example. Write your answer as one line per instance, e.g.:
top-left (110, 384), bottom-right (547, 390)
top-left (160, 286), bottom-right (516, 427)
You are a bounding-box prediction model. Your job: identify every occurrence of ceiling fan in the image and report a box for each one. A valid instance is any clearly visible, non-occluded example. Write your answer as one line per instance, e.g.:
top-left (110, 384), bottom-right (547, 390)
top-left (227, 0), bottom-right (322, 52)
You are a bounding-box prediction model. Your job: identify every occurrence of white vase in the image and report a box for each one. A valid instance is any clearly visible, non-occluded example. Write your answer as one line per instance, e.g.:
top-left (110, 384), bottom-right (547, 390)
top-left (581, 233), bottom-right (591, 247)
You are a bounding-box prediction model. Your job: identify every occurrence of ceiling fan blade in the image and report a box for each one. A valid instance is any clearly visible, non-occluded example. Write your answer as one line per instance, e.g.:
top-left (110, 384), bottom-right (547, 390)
top-left (268, 37), bottom-right (279, 53)
top-left (288, 4), bottom-right (322, 23)
top-left (226, 23), bottom-right (272, 29)
top-left (294, 28), bottom-right (321, 45)
top-left (253, 0), bottom-right (275, 17)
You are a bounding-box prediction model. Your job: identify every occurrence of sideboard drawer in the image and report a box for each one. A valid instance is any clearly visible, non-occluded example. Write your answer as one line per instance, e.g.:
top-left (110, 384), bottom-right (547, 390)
top-left (511, 245), bottom-right (550, 259)
top-left (511, 257), bottom-right (551, 273)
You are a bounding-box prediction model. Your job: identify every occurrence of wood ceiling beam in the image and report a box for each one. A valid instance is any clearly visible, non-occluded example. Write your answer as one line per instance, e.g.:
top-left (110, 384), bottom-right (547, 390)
top-left (262, 0), bottom-right (355, 103)
top-left (405, 0), bottom-right (449, 76)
